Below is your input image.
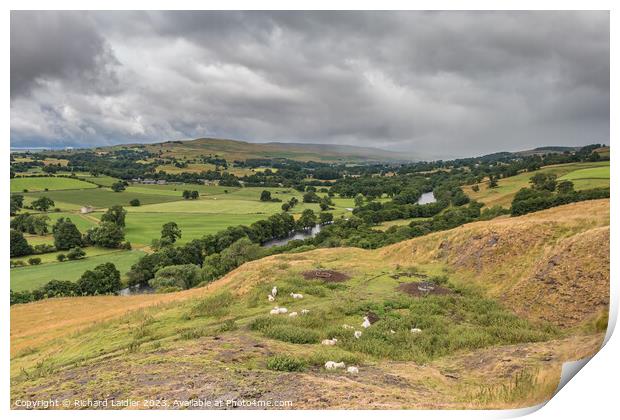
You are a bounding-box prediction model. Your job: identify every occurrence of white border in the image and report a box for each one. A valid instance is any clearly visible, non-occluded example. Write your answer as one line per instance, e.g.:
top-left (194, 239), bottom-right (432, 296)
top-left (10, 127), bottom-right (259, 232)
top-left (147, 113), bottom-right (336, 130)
top-left (2, 2), bottom-right (616, 420)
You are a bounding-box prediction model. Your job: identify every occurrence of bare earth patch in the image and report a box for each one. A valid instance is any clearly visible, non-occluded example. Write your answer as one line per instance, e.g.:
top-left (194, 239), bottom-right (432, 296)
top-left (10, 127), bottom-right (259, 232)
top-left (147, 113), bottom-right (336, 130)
top-left (302, 270), bottom-right (350, 282)
top-left (397, 281), bottom-right (454, 297)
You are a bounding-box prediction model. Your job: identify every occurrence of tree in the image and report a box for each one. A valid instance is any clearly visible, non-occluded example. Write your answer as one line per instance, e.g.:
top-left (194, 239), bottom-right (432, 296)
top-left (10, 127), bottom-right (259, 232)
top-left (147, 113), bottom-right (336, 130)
top-left (11, 213), bottom-right (49, 235)
top-left (161, 222), bottom-right (182, 245)
top-left (101, 205), bottom-right (127, 227)
top-left (556, 180), bottom-right (575, 195)
top-left (297, 209), bottom-right (317, 230)
top-left (150, 264), bottom-right (201, 290)
top-left (31, 196), bottom-right (55, 211)
top-left (319, 212), bottom-right (334, 225)
top-left (529, 173), bottom-right (557, 191)
top-left (281, 202), bottom-right (291, 212)
top-left (57, 253), bottom-right (67, 262)
top-left (77, 262), bottom-right (121, 295)
top-left (10, 195), bottom-right (24, 215)
top-left (182, 190), bottom-right (191, 199)
top-left (10, 230), bottom-right (32, 257)
top-left (488, 176), bottom-right (498, 189)
top-left (52, 218), bottom-right (82, 250)
top-left (260, 190), bottom-right (272, 201)
top-left (354, 193), bottom-right (365, 208)
top-left (67, 246), bottom-right (86, 260)
top-left (111, 181), bottom-right (126, 192)
top-left (219, 237), bottom-right (263, 272)
top-left (190, 190), bottom-right (199, 199)
top-left (303, 191), bottom-right (320, 203)
top-left (88, 222), bottom-right (125, 248)
top-left (129, 198), bottom-right (141, 206)
top-left (471, 184), bottom-right (480, 192)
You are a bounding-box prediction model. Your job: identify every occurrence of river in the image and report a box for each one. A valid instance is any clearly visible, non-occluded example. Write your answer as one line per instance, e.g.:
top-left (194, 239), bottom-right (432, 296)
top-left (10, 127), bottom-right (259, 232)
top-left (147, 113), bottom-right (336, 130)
top-left (417, 191), bottom-right (437, 205)
top-left (262, 224), bottom-right (324, 248)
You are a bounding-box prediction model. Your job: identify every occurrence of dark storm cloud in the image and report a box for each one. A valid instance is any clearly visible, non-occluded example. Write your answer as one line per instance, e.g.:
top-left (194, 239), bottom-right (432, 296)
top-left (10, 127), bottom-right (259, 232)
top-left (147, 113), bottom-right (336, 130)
top-left (10, 11), bottom-right (609, 158)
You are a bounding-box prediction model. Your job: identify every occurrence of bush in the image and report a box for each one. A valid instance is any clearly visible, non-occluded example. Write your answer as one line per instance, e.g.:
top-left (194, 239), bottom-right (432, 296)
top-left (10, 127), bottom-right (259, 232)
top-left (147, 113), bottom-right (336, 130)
top-left (129, 199), bottom-right (141, 206)
top-left (33, 244), bottom-right (56, 254)
top-left (56, 254), bottom-right (66, 262)
top-left (28, 257), bottom-right (42, 265)
top-left (150, 264), bottom-right (201, 290)
top-left (266, 355), bottom-right (306, 372)
top-left (67, 246), bottom-right (86, 260)
top-left (263, 324), bottom-right (320, 344)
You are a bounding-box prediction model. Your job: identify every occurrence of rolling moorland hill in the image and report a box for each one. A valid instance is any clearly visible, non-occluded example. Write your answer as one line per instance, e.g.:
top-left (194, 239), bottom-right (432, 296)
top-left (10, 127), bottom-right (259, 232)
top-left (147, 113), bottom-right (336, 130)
top-left (103, 137), bottom-right (416, 163)
top-left (10, 199), bottom-right (609, 409)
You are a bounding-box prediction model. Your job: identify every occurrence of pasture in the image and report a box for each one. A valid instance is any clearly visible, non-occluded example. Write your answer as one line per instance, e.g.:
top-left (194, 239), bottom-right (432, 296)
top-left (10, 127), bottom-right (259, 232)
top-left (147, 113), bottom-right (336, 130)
top-left (558, 165), bottom-right (610, 190)
top-left (10, 249), bottom-right (146, 291)
top-left (22, 188), bottom-right (184, 209)
top-left (10, 177), bottom-right (97, 193)
top-left (464, 161), bottom-right (609, 208)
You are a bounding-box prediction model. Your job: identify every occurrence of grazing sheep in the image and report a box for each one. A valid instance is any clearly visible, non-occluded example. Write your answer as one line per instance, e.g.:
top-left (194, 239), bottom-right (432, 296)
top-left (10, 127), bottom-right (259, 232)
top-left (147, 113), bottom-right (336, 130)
top-left (301, 309), bottom-right (310, 315)
top-left (272, 286), bottom-right (278, 297)
top-left (390, 330), bottom-right (396, 334)
top-left (269, 307), bottom-right (280, 315)
top-left (346, 366), bottom-right (359, 374)
top-left (321, 338), bottom-right (338, 346)
top-left (410, 327), bottom-right (422, 334)
top-left (268, 294), bottom-right (275, 302)
top-left (278, 307), bottom-right (288, 314)
top-left (325, 361), bottom-right (346, 370)
top-left (361, 316), bottom-right (371, 328)
top-left (354, 330), bottom-right (362, 339)
top-left (290, 293), bottom-right (304, 299)
top-left (289, 311), bottom-right (298, 317)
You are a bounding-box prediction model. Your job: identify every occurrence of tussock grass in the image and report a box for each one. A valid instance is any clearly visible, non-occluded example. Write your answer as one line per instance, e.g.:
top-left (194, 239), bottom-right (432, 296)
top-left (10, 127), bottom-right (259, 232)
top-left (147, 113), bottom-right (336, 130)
top-left (185, 291), bottom-right (234, 319)
top-left (266, 355), bottom-right (306, 372)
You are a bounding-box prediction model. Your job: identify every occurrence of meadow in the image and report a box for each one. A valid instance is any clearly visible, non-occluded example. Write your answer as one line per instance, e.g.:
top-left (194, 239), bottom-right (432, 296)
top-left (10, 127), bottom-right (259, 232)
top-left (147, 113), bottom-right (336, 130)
top-left (10, 176), bottom-right (97, 193)
top-left (10, 249), bottom-right (146, 291)
top-left (463, 161), bottom-right (610, 208)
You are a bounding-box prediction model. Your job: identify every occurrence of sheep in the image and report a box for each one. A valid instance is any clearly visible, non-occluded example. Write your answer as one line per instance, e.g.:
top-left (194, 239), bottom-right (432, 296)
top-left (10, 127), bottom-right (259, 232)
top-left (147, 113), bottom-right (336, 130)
top-left (361, 316), bottom-right (371, 328)
top-left (290, 293), bottom-right (304, 299)
top-left (271, 286), bottom-right (278, 297)
top-left (410, 327), bottom-right (422, 334)
top-left (354, 330), bottom-right (362, 339)
top-left (268, 294), bottom-right (275, 302)
top-left (269, 307), bottom-right (280, 315)
top-left (346, 366), bottom-right (359, 374)
top-left (289, 311), bottom-right (298, 317)
top-left (278, 307), bottom-right (288, 314)
top-left (321, 338), bottom-right (338, 346)
top-left (324, 361), bottom-right (346, 370)
top-left (390, 329), bottom-right (396, 334)
top-left (301, 309), bottom-right (310, 315)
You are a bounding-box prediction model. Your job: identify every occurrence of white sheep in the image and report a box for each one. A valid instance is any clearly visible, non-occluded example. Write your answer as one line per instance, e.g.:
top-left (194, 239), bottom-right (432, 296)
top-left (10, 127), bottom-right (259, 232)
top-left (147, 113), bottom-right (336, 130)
top-left (290, 293), bottom-right (304, 299)
top-left (301, 309), bottom-right (310, 315)
top-left (354, 330), bottom-right (362, 339)
top-left (278, 307), bottom-right (288, 314)
top-left (289, 311), bottom-right (298, 317)
top-left (321, 338), bottom-right (338, 346)
top-left (410, 327), bottom-right (422, 334)
top-left (271, 286), bottom-right (278, 297)
top-left (324, 361), bottom-right (346, 370)
top-left (269, 307), bottom-right (280, 315)
top-left (268, 294), bottom-right (275, 302)
top-left (346, 366), bottom-right (359, 374)
top-left (390, 329), bottom-right (396, 334)
top-left (361, 316), bottom-right (371, 328)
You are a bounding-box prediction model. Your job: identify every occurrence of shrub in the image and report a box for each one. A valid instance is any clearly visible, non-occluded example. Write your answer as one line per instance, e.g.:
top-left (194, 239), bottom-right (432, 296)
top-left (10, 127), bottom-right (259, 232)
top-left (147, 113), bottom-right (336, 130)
top-left (67, 246), bottom-right (86, 260)
top-left (28, 257), bottom-right (42, 265)
top-left (150, 264), bottom-right (201, 290)
top-left (263, 325), bottom-right (320, 344)
top-left (266, 355), bottom-right (306, 372)
top-left (129, 199), bottom-right (141, 206)
top-left (56, 254), bottom-right (66, 262)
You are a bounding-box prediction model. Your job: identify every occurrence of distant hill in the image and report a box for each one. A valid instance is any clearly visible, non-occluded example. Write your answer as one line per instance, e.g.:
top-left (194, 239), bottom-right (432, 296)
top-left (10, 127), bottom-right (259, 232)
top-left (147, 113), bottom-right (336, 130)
top-left (515, 146), bottom-right (581, 156)
top-left (106, 137), bottom-right (416, 163)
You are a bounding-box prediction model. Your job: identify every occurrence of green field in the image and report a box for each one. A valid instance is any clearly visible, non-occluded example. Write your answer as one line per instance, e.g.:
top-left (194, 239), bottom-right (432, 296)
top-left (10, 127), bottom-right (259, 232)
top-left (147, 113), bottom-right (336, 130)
top-left (558, 165), bottom-right (610, 190)
top-left (11, 246), bottom-right (120, 265)
top-left (78, 175), bottom-right (121, 187)
top-left (22, 188), bottom-right (184, 209)
top-left (120, 213), bottom-right (269, 245)
top-left (10, 249), bottom-right (146, 291)
top-left (464, 161), bottom-right (610, 208)
top-left (10, 177), bottom-right (97, 193)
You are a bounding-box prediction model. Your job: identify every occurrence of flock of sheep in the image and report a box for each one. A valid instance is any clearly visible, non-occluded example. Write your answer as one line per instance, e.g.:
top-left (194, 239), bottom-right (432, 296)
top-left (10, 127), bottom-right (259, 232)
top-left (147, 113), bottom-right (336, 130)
top-left (266, 286), bottom-right (423, 376)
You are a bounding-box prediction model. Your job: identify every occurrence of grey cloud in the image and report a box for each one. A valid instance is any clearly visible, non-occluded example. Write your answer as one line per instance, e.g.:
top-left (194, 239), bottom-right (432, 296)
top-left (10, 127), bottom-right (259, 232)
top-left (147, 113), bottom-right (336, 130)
top-left (10, 11), bottom-right (609, 158)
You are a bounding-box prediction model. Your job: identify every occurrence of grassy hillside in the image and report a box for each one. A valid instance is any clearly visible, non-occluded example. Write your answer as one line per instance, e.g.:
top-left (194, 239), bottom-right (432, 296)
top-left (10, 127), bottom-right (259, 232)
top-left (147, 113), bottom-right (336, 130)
top-left (10, 176), bottom-right (97, 193)
top-left (110, 137), bottom-right (413, 163)
top-left (10, 199), bottom-right (609, 409)
top-left (464, 161), bottom-right (609, 208)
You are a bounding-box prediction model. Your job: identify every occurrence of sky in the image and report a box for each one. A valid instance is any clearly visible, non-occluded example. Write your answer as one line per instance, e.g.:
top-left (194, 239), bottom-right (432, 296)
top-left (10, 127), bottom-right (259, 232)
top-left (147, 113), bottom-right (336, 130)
top-left (10, 11), bottom-right (609, 159)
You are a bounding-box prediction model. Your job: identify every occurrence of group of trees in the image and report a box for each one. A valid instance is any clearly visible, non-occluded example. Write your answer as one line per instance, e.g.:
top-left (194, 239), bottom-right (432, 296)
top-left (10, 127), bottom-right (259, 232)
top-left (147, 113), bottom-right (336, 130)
top-left (11, 262), bottom-right (122, 305)
top-left (182, 190), bottom-right (199, 199)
